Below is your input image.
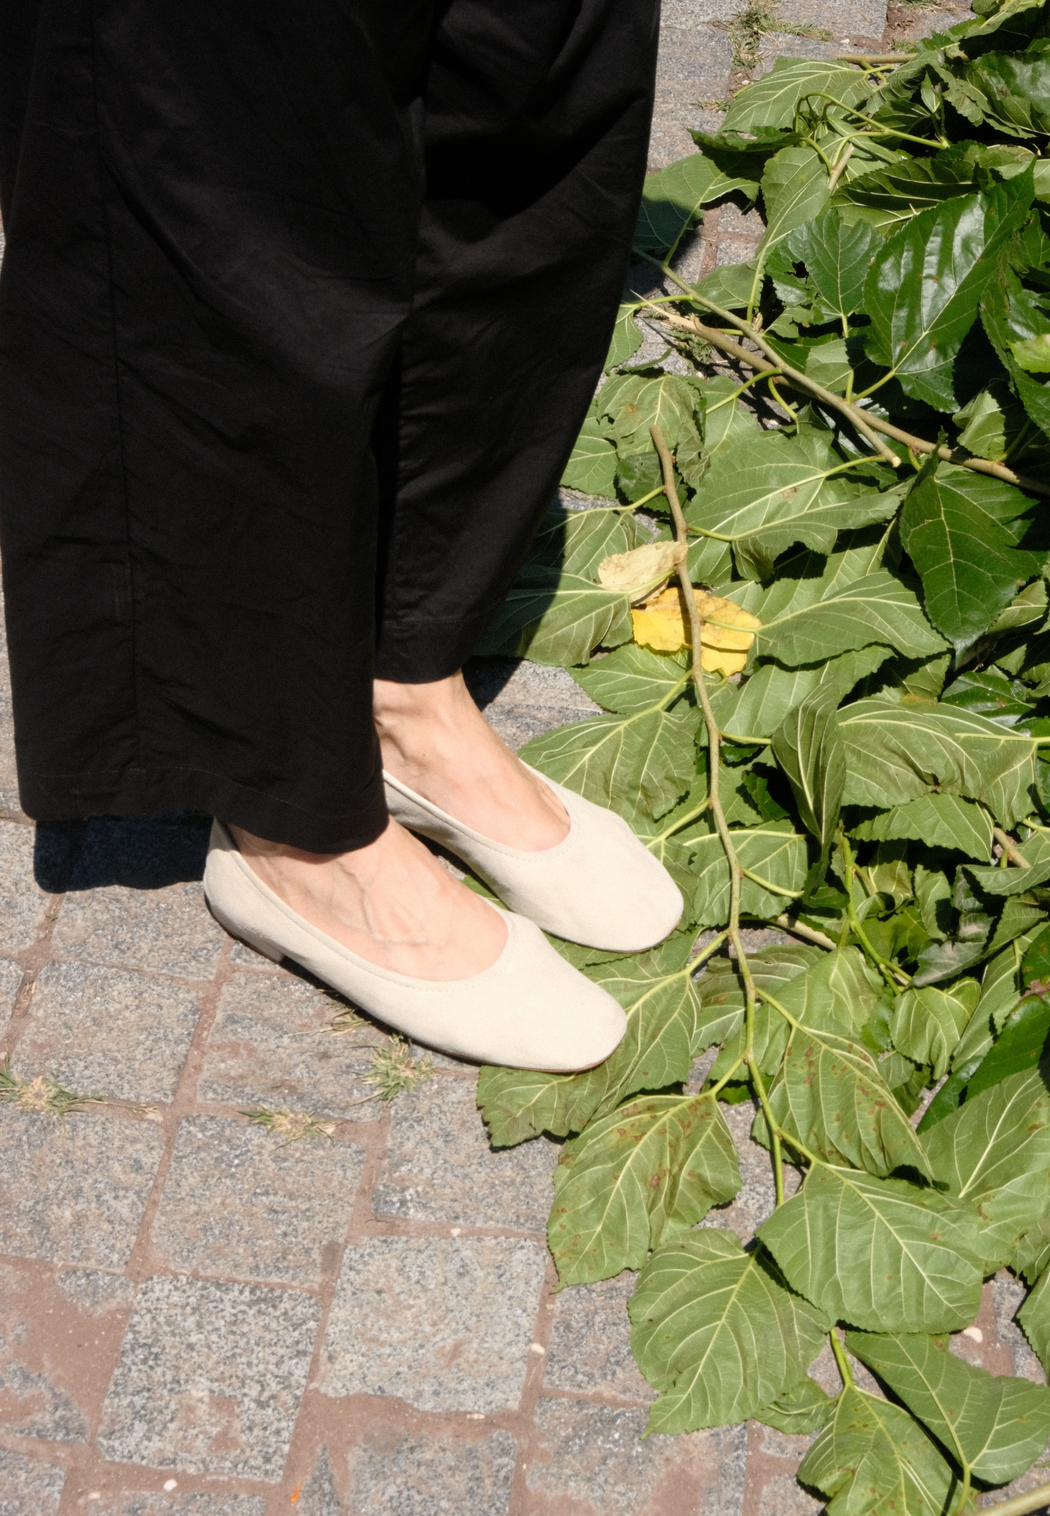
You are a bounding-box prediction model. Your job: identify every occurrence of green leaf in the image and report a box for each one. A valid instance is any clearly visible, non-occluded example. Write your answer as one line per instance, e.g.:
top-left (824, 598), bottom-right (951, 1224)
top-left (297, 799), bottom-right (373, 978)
top-left (965, 43), bottom-right (1050, 137)
top-left (831, 146), bottom-right (984, 232)
top-left (757, 1164), bottom-right (984, 1333)
top-left (599, 371), bottom-right (704, 454)
top-left (570, 644), bottom-right (691, 716)
top-left (1024, 923), bottom-right (1050, 991)
top-left (1019, 1264), bottom-right (1050, 1374)
top-left (634, 152), bottom-right (759, 256)
top-left (759, 146), bottom-right (832, 261)
top-left (865, 180), bottom-right (1033, 410)
top-left (798, 1384), bottom-right (958, 1516)
top-left (753, 1375), bottom-right (835, 1437)
top-left (694, 944), bottom-right (825, 1064)
top-left (750, 571), bottom-right (948, 667)
top-left (1013, 1209), bottom-right (1050, 1284)
top-left (530, 505), bottom-right (649, 579)
top-left (982, 263), bottom-right (1050, 440)
top-left (891, 981), bottom-right (981, 1082)
top-left (685, 431), bottom-right (902, 582)
top-left (899, 464), bottom-right (1048, 651)
top-left (521, 704), bottom-right (699, 821)
top-left (629, 1229), bottom-right (828, 1433)
top-left (604, 304), bottom-right (645, 371)
top-left (721, 57), bottom-right (869, 135)
top-left (850, 795), bottom-right (994, 860)
top-left (478, 932), bottom-right (707, 1146)
top-left (922, 1069), bottom-right (1050, 1270)
top-left (772, 685), bottom-right (846, 852)
top-left (561, 413), bottom-right (620, 496)
top-left (838, 699), bottom-right (1040, 828)
top-left (768, 1027), bottom-right (935, 1177)
top-left (787, 210), bottom-right (880, 321)
top-left (846, 1330), bottom-right (1050, 1485)
top-left (965, 994), bottom-right (1050, 1103)
top-left (685, 823), bottom-right (809, 928)
top-left (477, 575), bottom-right (632, 666)
top-left (548, 1092), bottom-right (741, 1284)
top-left (709, 946), bottom-right (884, 1081)
top-left (724, 645), bottom-right (893, 746)
top-left (848, 1334), bottom-right (1048, 1485)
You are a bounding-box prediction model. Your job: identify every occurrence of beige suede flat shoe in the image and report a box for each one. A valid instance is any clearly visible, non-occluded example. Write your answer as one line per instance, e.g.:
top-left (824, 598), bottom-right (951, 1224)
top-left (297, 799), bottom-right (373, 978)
top-left (203, 821), bottom-right (626, 1071)
top-left (383, 765), bottom-right (684, 952)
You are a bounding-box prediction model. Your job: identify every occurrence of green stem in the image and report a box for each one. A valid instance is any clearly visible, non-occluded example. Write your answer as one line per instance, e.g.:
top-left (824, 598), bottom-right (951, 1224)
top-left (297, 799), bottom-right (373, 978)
top-left (748, 1051), bottom-right (786, 1206)
top-left (627, 482), bottom-right (672, 511)
top-left (840, 834), bottom-right (911, 989)
top-left (980, 1483), bottom-right (1050, 1516)
top-left (741, 865), bottom-right (803, 899)
top-left (829, 1327), bottom-right (854, 1388)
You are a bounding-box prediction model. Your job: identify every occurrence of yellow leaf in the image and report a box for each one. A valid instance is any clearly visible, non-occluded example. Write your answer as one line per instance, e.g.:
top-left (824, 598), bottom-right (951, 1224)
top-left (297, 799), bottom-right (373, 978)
top-left (597, 541), bottom-right (687, 604)
top-left (631, 587), bottom-right (759, 674)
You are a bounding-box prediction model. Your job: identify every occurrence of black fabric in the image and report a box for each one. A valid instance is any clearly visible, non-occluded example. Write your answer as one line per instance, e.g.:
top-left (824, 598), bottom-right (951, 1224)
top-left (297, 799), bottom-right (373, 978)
top-left (0, 0), bottom-right (658, 851)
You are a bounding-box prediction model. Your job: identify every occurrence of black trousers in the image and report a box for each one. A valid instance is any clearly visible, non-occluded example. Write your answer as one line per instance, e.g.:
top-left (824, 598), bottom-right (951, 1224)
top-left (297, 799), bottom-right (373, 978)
top-left (0, 0), bottom-right (658, 851)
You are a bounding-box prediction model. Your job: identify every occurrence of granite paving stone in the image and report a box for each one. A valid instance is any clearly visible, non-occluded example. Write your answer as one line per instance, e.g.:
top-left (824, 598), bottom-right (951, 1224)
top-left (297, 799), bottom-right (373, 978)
top-left (11, 959), bottom-right (201, 1103)
top-left (649, 25), bottom-right (734, 168)
top-left (718, 236), bottom-right (762, 266)
top-left (0, 1109), bottom-right (164, 1267)
top-left (464, 657), bottom-right (601, 753)
top-left (775, 0), bottom-right (887, 37)
top-left (342, 1426), bottom-right (518, 1516)
top-left (994, 1270), bottom-right (1045, 1383)
top-left (0, 954), bottom-right (22, 1030)
top-left (0, 1260), bottom-right (133, 1443)
top-left (91, 1497), bottom-right (267, 1516)
top-left (757, 1471), bottom-right (824, 1515)
top-left (198, 970), bottom-right (387, 1121)
top-left (150, 1115), bottom-right (366, 1287)
top-left (97, 1274), bottom-right (320, 1479)
top-left (524, 1401), bottom-right (748, 1516)
top-left (318, 1235), bottom-right (548, 1413)
top-left (52, 818), bottom-right (224, 979)
top-left (895, 1), bottom-right (972, 42)
top-left (755, 33), bottom-right (839, 74)
top-left (372, 1077), bottom-right (558, 1234)
top-left (544, 1271), bottom-right (653, 1402)
top-left (0, 821), bottom-right (56, 956)
top-left (295, 1446), bottom-right (342, 1516)
top-left (0, 1445), bottom-right (66, 1516)
top-left (662, 0), bottom-right (740, 21)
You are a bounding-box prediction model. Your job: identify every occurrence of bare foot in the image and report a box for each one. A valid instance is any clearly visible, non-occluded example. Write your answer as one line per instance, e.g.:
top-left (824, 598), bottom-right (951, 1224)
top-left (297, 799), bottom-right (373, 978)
top-left (374, 672), bottom-right (570, 850)
top-left (228, 818), bottom-right (507, 980)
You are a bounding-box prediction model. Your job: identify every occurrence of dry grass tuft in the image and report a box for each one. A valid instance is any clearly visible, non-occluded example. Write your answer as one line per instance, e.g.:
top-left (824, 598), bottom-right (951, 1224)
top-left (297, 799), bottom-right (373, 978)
top-left (0, 1061), bottom-right (102, 1119)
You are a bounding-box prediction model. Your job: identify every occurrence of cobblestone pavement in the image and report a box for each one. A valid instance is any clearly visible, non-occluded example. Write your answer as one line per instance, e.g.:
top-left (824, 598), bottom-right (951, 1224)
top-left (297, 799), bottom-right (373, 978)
top-left (7, 3), bottom-right (1047, 1514)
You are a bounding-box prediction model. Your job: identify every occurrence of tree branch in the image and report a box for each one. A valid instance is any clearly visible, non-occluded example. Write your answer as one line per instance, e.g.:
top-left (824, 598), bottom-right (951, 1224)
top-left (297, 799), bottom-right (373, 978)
top-left (643, 282), bottom-right (1050, 500)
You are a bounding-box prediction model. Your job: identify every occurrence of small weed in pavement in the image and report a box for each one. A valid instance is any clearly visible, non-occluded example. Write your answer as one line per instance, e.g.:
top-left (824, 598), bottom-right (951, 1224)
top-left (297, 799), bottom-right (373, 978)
top-left (242, 1107), bottom-right (337, 1143)
top-left (0, 1061), bottom-right (101, 1118)
top-left (364, 1038), bottom-right (434, 1102)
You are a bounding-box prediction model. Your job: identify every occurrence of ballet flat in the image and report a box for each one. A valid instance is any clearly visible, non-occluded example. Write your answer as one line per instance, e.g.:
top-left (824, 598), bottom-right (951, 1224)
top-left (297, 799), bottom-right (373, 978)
top-left (383, 765), bottom-right (684, 952)
top-left (203, 821), bottom-right (627, 1071)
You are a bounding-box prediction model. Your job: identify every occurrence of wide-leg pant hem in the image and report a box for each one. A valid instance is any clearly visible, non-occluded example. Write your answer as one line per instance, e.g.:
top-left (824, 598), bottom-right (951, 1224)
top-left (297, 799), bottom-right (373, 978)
top-left (18, 762), bottom-right (389, 855)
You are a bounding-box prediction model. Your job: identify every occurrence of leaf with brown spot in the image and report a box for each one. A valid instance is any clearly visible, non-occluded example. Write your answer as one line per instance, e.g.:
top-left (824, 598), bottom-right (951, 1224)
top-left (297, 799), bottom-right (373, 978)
top-left (548, 1092), bottom-right (741, 1285)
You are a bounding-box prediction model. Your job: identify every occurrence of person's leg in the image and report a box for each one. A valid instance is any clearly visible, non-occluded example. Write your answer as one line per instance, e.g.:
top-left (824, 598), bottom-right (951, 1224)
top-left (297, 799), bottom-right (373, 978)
top-left (0, 0), bottom-right (427, 852)
top-left (0, 0), bottom-right (516, 982)
top-left (371, 0), bottom-right (660, 845)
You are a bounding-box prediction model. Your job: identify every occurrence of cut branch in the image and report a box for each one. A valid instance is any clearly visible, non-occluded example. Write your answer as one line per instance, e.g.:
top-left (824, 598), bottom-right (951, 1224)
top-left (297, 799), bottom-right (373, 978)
top-left (642, 278), bottom-right (1050, 499)
top-left (837, 51), bottom-right (914, 63)
top-left (994, 826), bottom-right (1033, 869)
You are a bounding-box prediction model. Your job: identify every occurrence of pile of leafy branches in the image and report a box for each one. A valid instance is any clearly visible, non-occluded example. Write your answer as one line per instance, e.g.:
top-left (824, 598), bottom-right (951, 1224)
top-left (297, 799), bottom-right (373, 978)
top-left (473, 1), bottom-right (1050, 1509)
